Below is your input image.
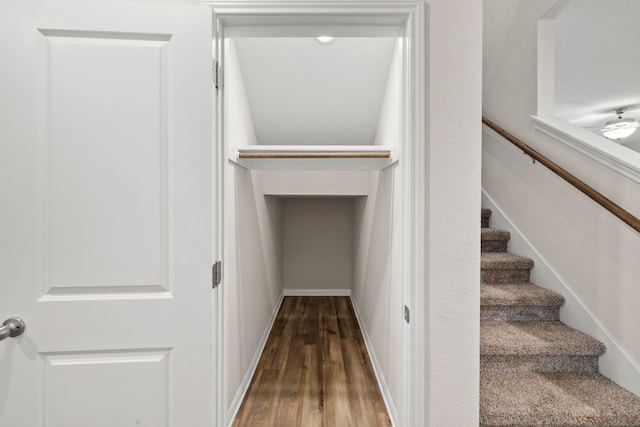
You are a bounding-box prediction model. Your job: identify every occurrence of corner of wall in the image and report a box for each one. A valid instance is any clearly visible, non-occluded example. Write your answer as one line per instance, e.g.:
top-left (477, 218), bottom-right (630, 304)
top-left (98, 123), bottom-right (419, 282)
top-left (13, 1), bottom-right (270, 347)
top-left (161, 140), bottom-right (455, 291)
top-left (349, 294), bottom-right (399, 426)
top-left (224, 292), bottom-right (285, 426)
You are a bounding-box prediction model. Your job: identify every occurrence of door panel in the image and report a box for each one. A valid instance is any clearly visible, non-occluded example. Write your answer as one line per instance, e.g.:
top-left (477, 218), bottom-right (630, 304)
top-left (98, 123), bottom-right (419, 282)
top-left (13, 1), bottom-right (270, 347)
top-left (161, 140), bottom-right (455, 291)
top-left (0, 1), bottom-right (214, 426)
top-left (41, 29), bottom-right (171, 298)
top-left (42, 349), bottom-right (169, 426)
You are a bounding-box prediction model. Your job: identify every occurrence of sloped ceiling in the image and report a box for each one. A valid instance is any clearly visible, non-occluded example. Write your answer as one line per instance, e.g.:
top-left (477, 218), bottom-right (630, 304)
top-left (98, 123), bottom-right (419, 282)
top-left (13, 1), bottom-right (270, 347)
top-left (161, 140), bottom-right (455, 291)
top-left (233, 37), bottom-right (397, 146)
top-left (554, 0), bottom-right (640, 149)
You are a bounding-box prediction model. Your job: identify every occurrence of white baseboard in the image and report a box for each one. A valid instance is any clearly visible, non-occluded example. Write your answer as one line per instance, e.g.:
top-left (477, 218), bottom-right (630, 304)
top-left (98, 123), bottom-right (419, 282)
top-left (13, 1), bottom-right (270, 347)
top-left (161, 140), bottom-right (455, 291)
top-left (349, 295), bottom-right (398, 426)
top-left (225, 292), bottom-right (285, 426)
top-left (482, 189), bottom-right (640, 397)
top-left (283, 288), bottom-right (351, 296)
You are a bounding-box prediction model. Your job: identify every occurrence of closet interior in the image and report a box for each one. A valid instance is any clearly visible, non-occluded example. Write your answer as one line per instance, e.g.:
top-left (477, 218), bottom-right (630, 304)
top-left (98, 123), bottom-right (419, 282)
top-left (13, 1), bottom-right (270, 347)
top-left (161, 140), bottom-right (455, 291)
top-left (221, 35), bottom-right (407, 424)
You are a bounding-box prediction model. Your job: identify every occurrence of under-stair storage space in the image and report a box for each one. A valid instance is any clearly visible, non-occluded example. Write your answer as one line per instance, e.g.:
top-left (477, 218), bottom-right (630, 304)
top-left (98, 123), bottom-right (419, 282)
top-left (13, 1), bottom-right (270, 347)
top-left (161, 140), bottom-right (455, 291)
top-left (221, 33), bottom-right (406, 425)
top-left (224, 35), bottom-right (401, 171)
top-left (283, 198), bottom-right (353, 294)
top-left (222, 165), bottom-right (404, 424)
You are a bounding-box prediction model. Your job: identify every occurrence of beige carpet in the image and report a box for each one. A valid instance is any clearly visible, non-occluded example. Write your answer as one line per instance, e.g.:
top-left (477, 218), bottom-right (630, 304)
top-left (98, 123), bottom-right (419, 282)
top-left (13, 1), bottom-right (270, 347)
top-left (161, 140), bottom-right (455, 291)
top-left (480, 208), bottom-right (640, 426)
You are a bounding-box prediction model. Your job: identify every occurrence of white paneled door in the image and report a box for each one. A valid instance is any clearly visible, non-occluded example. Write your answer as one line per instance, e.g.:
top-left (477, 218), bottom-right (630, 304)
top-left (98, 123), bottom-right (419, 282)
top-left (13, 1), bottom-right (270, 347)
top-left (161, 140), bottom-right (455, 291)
top-left (0, 1), bottom-right (214, 426)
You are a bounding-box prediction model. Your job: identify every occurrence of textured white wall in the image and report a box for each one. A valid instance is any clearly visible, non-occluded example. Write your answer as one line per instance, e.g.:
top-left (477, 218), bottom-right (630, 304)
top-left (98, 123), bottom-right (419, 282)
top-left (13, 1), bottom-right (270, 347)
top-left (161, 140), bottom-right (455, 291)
top-left (423, 0), bottom-right (482, 425)
top-left (283, 198), bottom-right (352, 291)
top-left (223, 40), bottom-right (284, 422)
top-left (484, 0), bottom-right (640, 395)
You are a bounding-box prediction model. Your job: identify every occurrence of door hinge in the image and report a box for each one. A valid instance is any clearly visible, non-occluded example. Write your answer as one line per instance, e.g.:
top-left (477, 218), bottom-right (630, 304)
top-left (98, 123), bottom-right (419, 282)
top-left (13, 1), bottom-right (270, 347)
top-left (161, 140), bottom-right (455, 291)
top-left (404, 305), bottom-right (410, 323)
top-left (213, 61), bottom-right (223, 90)
top-left (212, 260), bottom-right (222, 288)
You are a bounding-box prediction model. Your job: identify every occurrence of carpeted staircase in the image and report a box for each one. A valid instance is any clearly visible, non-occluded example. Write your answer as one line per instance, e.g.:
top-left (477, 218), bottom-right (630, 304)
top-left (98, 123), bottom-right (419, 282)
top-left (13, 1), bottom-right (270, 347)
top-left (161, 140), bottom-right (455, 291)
top-left (480, 208), bottom-right (640, 426)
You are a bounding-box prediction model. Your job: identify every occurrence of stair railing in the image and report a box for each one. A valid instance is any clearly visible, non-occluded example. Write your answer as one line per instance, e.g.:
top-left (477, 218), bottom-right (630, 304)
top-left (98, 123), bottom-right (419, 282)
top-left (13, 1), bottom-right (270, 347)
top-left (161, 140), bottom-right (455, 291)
top-left (482, 116), bottom-right (640, 234)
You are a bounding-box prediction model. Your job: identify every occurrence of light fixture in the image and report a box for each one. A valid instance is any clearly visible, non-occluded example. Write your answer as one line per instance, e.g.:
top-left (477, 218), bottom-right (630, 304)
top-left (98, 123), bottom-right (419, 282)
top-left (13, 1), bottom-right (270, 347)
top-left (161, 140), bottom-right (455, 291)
top-left (601, 108), bottom-right (640, 140)
top-left (315, 36), bottom-right (334, 44)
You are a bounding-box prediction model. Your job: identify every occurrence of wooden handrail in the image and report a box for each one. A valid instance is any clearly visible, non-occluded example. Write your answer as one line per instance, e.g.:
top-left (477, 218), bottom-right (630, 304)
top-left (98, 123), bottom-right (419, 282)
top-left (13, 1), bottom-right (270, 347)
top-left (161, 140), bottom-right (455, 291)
top-left (482, 116), bottom-right (640, 234)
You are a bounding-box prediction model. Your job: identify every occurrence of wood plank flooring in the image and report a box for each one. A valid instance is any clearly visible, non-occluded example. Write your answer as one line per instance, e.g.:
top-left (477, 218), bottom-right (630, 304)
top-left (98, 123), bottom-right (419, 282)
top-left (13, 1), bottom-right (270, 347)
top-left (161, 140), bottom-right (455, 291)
top-left (233, 296), bottom-right (391, 427)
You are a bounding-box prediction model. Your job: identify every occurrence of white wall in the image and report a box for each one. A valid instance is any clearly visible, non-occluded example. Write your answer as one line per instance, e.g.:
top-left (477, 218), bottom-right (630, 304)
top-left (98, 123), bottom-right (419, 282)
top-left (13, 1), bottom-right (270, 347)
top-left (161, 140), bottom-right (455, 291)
top-left (424, 1), bottom-right (482, 425)
top-left (226, 39), bottom-right (257, 152)
top-left (223, 40), bottom-right (284, 422)
top-left (374, 38), bottom-right (401, 151)
top-left (349, 37), bottom-right (404, 423)
top-left (553, 0), bottom-right (640, 123)
top-left (352, 168), bottom-right (404, 422)
top-left (233, 37), bottom-right (396, 146)
top-left (283, 198), bottom-right (352, 292)
top-left (484, 0), bottom-right (640, 396)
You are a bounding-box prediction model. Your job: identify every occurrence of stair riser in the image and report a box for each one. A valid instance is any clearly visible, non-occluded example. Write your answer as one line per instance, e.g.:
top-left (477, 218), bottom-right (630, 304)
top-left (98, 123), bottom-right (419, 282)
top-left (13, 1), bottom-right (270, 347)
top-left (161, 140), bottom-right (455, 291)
top-left (481, 306), bottom-right (560, 322)
top-left (481, 217), bottom-right (490, 228)
top-left (481, 240), bottom-right (508, 253)
top-left (481, 269), bottom-right (530, 283)
top-left (481, 355), bottom-right (599, 374)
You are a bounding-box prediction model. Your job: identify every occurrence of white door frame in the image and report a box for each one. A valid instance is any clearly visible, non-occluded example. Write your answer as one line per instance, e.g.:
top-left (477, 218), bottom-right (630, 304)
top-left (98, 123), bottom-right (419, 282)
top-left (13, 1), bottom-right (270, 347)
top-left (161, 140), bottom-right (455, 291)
top-left (205, 2), bottom-right (426, 425)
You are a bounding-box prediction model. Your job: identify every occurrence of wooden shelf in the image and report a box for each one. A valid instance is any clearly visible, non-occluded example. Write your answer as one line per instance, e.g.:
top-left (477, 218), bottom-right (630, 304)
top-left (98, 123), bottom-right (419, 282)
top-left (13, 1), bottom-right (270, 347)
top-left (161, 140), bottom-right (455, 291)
top-left (234, 145), bottom-right (396, 170)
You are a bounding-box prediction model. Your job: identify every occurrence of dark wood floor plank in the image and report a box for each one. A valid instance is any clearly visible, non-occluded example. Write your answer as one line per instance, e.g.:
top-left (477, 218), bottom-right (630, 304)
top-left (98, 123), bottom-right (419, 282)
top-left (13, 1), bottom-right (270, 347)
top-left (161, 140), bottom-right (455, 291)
top-left (298, 344), bottom-right (323, 427)
top-left (322, 297), bottom-right (354, 426)
top-left (273, 335), bottom-right (305, 425)
top-left (234, 296), bottom-right (391, 426)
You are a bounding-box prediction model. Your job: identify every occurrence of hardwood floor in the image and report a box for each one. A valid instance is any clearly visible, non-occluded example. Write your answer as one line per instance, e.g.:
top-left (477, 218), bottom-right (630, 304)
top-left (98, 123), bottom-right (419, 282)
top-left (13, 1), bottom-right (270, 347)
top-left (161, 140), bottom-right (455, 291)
top-left (233, 296), bottom-right (391, 427)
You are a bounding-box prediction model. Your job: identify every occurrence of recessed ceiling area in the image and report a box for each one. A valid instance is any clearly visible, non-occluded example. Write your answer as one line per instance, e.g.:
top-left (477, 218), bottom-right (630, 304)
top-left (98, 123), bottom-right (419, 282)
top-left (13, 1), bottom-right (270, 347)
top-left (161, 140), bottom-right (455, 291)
top-left (233, 37), bottom-right (398, 146)
top-left (554, 0), bottom-right (640, 150)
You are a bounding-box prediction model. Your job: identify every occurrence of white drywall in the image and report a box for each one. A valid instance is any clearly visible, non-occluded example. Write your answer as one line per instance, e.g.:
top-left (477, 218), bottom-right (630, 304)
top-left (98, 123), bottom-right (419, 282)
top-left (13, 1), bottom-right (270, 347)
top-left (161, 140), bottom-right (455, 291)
top-left (424, 1), bottom-right (482, 425)
top-left (553, 0), bottom-right (640, 149)
top-left (352, 168), bottom-right (403, 422)
top-left (223, 40), bottom-right (284, 422)
top-left (484, 0), bottom-right (640, 395)
top-left (233, 37), bottom-right (397, 146)
top-left (226, 39), bottom-right (257, 152)
top-left (374, 38), bottom-right (402, 151)
top-left (283, 198), bottom-right (353, 292)
top-left (257, 170), bottom-right (369, 196)
top-left (349, 39), bottom-right (404, 422)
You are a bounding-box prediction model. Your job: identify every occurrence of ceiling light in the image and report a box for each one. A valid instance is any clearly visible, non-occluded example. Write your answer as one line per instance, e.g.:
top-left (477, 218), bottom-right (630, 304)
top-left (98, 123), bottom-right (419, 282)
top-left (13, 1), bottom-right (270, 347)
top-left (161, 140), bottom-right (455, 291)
top-left (602, 118), bottom-right (639, 139)
top-left (315, 36), bottom-right (334, 44)
top-left (601, 107), bottom-right (640, 140)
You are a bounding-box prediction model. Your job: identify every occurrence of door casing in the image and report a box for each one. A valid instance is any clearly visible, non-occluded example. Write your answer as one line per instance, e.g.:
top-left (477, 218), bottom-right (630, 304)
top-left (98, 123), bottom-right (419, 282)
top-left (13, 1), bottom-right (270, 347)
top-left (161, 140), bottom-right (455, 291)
top-left (206, 2), bottom-right (427, 426)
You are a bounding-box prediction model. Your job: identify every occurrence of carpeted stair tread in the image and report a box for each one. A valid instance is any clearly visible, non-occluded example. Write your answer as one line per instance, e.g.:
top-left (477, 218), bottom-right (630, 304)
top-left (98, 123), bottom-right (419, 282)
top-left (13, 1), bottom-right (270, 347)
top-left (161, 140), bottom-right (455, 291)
top-left (481, 321), bottom-right (605, 356)
top-left (482, 208), bottom-right (492, 228)
top-left (480, 371), bottom-right (640, 426)
top-left (481, 228), bottom-right (510, 241)
top-left (481, 228), bottom-right (511, 252)
top-left (478, 207), bottom-right (640, 425)
top-left (481, 283), bottom-right (564, 307)
top-left (481, 252), bottom-right (534, 270)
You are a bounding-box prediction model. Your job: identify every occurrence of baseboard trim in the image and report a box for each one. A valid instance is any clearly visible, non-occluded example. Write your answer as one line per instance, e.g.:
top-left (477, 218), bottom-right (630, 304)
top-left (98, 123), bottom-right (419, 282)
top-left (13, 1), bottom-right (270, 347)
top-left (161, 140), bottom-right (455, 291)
top-left (283, 288), bottom-right (351, 296)
top-left (225, 292), bottom-right (285, 426)
top-left (482, 189), bottom-right (640, 397)
top-left (349, 295), bottom-right (398, 426)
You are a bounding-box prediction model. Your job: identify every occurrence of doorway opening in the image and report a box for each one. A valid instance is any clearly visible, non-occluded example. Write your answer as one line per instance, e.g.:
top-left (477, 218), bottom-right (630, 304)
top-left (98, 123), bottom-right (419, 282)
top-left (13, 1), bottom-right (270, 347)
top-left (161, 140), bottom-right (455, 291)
top-left (208, 3), bottom-right (426, 426)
